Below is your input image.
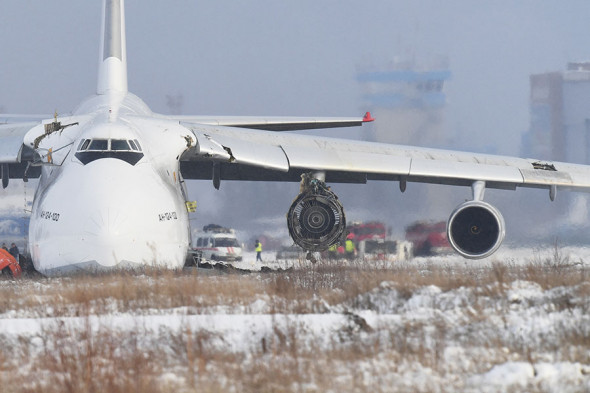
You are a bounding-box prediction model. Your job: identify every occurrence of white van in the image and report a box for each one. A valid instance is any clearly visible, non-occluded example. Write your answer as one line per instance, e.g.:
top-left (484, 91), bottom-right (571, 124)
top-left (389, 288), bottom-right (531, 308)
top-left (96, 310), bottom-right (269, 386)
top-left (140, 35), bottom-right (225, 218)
top-left (191, 231), bottom-right (243, 262)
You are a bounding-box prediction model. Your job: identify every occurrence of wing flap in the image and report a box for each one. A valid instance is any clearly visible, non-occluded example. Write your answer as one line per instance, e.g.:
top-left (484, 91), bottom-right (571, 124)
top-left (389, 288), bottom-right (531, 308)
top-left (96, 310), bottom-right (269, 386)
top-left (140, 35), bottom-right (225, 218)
top-left (524, 161), bottom-right (590, 189)
top-left (520, 168), bottom-right (573, 186)
top-left (410, 158), bottom-right (524, 184)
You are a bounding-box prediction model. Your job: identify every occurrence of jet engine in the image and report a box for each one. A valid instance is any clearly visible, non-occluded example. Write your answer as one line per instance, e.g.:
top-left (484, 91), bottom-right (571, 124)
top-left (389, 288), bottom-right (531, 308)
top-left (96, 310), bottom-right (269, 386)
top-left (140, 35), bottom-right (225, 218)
top-left (447, 200), bottom-right (505, 259)
top-left (287, 175), bottom-right (346, 252)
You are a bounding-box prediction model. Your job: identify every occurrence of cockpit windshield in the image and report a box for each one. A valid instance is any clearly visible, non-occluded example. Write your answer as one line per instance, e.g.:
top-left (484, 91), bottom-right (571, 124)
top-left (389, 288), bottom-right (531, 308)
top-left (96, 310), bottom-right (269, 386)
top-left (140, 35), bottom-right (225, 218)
top-left (110, 140), bottom-right (130, 150)
top-left (88, 139), bottom-right (109, 151)
top-left (78, 139), bottom-right (142, 152)
top-left (75, 138), bottom-right (144, 165)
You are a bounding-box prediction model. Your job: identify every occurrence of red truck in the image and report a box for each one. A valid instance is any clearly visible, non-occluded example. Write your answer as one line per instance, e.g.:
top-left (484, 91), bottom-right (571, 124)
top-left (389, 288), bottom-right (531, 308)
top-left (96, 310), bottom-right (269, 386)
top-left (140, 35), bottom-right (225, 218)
top-left (405, 221), bottom-right (451, 256)
top-left (347, 221), bottom-right (386, 243)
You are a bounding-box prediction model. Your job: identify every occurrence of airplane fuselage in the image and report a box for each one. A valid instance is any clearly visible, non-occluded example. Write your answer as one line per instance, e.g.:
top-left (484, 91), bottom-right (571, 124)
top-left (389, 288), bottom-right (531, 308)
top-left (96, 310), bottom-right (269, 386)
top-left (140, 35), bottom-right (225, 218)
top-left (27, 93), bottom-right (192, 274)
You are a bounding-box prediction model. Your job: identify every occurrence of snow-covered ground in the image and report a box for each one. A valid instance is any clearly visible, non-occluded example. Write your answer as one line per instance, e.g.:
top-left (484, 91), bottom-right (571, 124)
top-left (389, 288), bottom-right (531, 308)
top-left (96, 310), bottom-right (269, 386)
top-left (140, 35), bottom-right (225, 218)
top-left (0, 246), bottom-right (589, 392)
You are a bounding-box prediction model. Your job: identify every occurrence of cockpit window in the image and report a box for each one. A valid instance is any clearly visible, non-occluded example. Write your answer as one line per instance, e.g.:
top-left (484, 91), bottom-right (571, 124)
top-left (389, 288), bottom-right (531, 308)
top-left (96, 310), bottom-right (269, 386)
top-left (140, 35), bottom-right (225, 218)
top-left (77, 139), bottom-right (142, 152)
top-left (110, 140), bottom-right (130, 150)
top-left (88, 139), bottom-right (108, 151)
top-left (75, 138), bottom-right (144, 166)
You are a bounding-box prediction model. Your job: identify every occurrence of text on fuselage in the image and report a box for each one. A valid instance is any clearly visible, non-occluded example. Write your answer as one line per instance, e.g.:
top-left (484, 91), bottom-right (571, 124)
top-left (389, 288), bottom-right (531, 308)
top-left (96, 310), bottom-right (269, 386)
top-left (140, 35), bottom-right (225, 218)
top-left (158, 212), bottom-right (178, 222)
top-left (40, 210), bottom-right (61, 221)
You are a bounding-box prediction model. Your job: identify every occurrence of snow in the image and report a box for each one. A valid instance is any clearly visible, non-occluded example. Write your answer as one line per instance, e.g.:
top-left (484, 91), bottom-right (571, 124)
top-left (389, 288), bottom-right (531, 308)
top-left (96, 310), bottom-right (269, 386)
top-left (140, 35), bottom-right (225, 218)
top-left (0, 246), bottom-right (589, 391)
top-left (475, 361), bottom-right (535, 389)
top-left (469, 361), bottom-right (590, 393)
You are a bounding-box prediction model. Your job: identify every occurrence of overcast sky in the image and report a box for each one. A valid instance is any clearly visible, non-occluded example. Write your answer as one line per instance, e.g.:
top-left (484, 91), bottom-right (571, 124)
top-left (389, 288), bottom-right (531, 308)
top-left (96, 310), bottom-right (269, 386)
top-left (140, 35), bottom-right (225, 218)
top-left (3, 1), bottom-right (590, 153)
top-left (2, 1), bottom-right (590, 239)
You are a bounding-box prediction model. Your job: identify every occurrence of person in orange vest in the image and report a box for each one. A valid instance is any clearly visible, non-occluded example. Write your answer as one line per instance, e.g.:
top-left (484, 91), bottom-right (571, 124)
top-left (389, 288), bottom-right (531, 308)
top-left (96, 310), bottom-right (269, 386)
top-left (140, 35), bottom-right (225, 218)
top-left (255, 239), bottom-right (263, 262)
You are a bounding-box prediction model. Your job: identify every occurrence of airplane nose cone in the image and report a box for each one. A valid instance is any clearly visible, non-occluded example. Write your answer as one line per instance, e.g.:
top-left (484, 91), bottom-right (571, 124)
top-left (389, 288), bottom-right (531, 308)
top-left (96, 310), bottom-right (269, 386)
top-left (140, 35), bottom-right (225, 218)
top-left (30, 159), bottom-right (189, 274)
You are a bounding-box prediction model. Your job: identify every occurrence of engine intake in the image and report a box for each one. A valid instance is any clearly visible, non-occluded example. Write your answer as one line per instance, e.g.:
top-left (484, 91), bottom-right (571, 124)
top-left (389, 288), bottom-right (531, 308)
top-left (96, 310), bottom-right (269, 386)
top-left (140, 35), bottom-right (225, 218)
top-left (447, 201), bottom-right (505, 259)
top-left (287, 182), bottom-right (346, 252)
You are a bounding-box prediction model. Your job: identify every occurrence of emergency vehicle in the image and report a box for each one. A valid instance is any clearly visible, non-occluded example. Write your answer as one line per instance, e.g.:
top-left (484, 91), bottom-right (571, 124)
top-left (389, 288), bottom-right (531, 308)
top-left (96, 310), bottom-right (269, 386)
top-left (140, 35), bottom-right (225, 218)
top-left (191, 225), bottom-right (243, 262)
top-left (405, 221), bottom-right (451, 256)
top-left (347, 221), bottom-right (386, 243)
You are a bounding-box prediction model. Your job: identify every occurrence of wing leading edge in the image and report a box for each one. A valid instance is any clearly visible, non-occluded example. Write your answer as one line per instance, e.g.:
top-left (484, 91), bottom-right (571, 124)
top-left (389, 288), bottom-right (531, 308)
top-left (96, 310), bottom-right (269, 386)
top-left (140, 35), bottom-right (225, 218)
top-left (158, 112), bottom-right (374, 132)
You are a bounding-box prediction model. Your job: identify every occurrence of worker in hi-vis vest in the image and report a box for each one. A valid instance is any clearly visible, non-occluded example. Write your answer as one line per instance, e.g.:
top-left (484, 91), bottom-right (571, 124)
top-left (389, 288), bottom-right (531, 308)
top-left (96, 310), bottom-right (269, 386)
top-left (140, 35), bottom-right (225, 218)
top-left (255, 240), bottom-right (263, 262)
top-left (328, 243), bottom-right (338, 259)
top-left (345, 233), bottom-right (356, 260)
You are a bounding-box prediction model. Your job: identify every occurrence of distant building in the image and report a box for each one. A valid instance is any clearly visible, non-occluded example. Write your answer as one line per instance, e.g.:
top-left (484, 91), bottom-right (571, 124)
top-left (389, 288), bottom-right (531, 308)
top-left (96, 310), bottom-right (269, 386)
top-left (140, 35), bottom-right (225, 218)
top-left (521, 62), bottom-right (590, 228)
top-left (523, 62), bottom-right (590, 164)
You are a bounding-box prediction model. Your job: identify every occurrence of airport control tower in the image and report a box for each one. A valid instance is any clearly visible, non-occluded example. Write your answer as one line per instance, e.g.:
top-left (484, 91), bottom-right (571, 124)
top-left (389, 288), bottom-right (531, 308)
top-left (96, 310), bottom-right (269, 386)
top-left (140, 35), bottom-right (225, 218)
top-left (356, 59), bottom-right (451, 147)
top-left (352, 60), bottom-right (455, 232)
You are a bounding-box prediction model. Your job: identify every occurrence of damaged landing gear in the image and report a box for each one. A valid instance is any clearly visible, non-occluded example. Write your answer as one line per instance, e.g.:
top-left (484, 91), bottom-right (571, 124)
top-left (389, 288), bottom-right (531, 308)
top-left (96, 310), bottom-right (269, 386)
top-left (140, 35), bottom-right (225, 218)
top-left (287, 173), bottom-right (346, 261)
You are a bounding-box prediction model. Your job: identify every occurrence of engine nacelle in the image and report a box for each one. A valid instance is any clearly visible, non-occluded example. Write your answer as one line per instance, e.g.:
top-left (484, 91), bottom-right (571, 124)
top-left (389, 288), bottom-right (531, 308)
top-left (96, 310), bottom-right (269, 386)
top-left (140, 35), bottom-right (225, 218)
top-left (447, 200), bottom-right (505, 259)
top-left (287, 188), bottom-right (346, 252)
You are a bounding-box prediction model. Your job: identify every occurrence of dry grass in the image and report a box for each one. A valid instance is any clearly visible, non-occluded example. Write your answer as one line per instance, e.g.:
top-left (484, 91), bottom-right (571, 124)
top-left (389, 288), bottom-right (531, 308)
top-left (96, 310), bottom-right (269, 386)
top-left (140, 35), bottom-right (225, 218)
top-left (0, 253), bottom-right (588, 392)
top-left (1, 252), bottom-right (587, 317)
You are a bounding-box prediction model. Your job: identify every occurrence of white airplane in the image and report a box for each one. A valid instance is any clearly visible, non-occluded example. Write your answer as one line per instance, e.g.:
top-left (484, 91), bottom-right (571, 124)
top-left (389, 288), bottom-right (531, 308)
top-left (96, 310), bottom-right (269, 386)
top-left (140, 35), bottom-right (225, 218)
top-left (2, 0), bottom-right (590, 275)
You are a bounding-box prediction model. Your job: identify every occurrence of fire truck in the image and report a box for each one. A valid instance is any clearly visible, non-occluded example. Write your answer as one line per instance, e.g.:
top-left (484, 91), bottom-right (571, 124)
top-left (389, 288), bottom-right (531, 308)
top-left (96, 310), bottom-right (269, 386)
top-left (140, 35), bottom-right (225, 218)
top-left (347, 221), bottom-right (412, 261)
top-left (347, 221), bottom-right (386, 243)
top-left (405, 221), bottom-right (451, 256)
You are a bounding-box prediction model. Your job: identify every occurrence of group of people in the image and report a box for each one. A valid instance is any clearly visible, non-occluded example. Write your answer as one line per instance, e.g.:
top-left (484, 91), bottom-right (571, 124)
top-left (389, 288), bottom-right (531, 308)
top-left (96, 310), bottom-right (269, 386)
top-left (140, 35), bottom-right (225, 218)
top-left (327, 234), bottom-right (357, 260)
top-left (254, 234), bottom-right (357, 263)
top-left (1, 242), bottom-right (19, 261)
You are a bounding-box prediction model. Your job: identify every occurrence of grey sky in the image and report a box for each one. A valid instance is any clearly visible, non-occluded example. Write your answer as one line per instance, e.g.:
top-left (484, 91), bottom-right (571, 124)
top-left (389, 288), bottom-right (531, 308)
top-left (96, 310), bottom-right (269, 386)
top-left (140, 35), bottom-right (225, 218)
top-left (2, 1), bottom-right (590, 240)
top-left (2, 1), bottom-right (590, 153)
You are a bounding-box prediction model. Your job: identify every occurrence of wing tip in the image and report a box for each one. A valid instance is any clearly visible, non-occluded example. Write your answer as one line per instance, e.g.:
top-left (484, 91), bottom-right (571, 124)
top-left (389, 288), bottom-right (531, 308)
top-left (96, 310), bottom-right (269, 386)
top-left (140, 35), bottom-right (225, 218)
top-left (363, 112), bottom-right (375, 123)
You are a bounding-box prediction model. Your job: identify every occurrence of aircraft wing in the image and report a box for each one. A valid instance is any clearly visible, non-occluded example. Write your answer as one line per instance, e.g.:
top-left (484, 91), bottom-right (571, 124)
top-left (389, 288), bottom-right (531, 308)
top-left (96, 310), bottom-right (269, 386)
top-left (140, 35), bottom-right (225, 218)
top-left (159, 112), bottom-right (374, 131)
top-left (0, 122), bottom-right (42, 186)
top-left (0, 122), bottom-right (38, 162)
top-left (0, 114), bottom-right (51, 124)
top-left (180, 122), bottom-right (590, 193)
top-left (0, 115), bottom-right (90, 186)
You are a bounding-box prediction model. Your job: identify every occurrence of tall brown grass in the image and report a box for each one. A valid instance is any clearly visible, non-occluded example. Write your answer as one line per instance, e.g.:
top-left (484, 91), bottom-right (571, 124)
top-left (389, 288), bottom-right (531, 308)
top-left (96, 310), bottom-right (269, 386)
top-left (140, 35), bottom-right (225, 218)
top-left (0, 254), bottom-right (588, 392)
